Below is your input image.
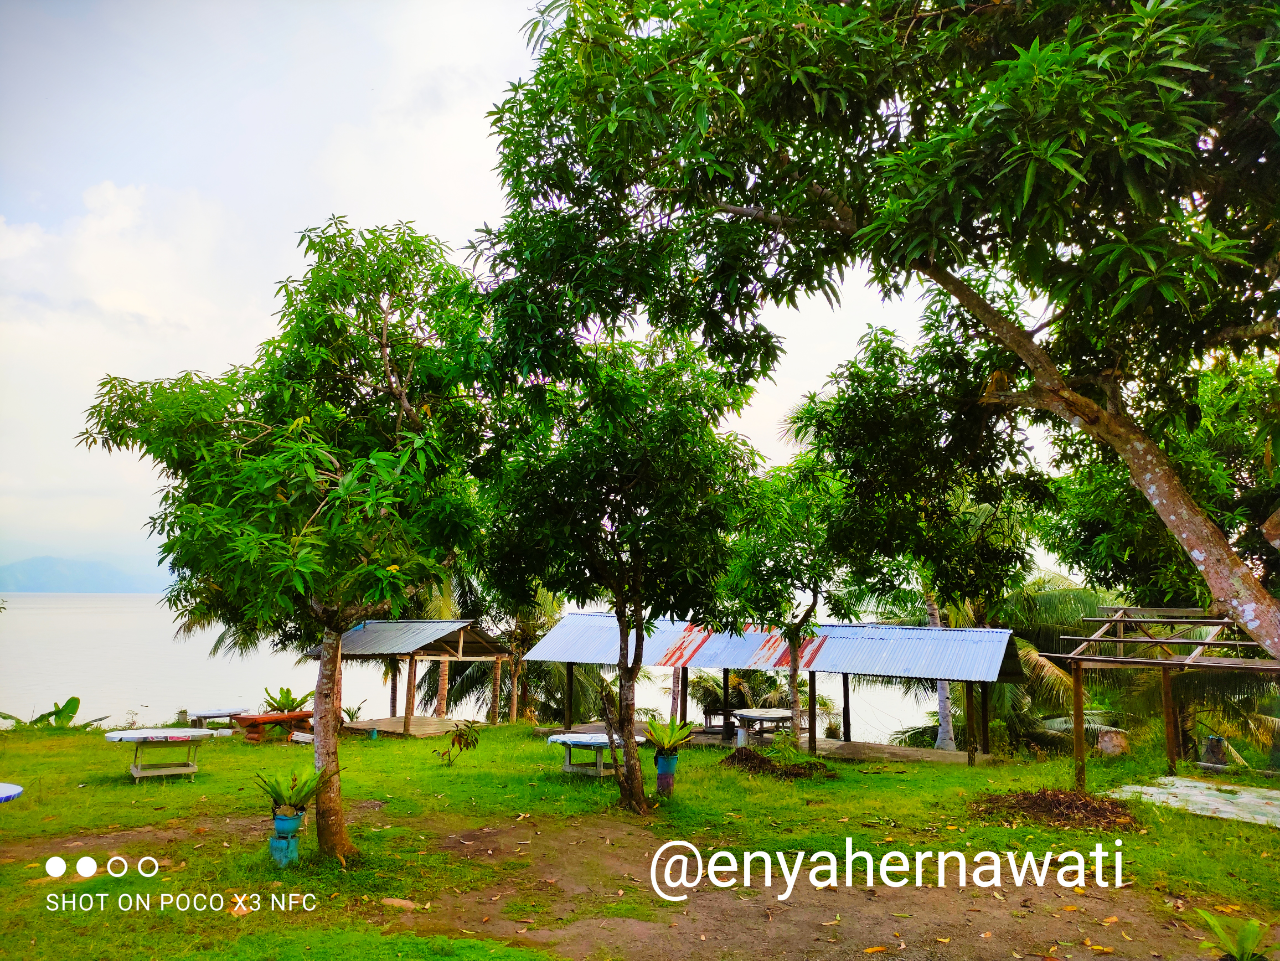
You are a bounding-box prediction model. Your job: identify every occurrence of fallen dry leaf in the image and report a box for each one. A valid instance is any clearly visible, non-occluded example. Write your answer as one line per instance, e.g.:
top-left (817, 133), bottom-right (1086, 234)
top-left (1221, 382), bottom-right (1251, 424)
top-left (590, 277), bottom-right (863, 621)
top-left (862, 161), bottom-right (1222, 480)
top-left (937, 937), bottom-right (951, 943)
top-left (1102, 916), bottom-right (1118, 924)
top-left (981, 931), bottom-right (993, 938)
top-left (863, 949), bottom-right (886, 955)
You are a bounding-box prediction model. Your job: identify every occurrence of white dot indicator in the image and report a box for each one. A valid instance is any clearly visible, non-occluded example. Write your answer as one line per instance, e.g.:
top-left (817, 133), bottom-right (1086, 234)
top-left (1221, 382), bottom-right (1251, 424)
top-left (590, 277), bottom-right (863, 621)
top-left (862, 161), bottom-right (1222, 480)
top-left (45, 856), bottom-right (67, 878)
top-left (75, 856), bottom-right (98, 878)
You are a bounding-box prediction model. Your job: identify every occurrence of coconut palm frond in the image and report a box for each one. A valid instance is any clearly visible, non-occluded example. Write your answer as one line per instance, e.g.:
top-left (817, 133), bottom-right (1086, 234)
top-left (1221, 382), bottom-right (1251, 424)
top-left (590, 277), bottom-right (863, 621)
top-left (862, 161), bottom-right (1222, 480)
top-left (1041, 713), bottom-right (1126, 735)
top-left (1017, 641), bottom-right (1074, 711)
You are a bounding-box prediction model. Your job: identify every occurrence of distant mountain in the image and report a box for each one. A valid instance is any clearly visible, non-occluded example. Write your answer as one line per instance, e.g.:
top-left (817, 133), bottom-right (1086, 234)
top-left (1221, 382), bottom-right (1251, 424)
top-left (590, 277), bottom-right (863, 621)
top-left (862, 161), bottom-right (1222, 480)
top-left (0, 556), bottom-right (169, 593)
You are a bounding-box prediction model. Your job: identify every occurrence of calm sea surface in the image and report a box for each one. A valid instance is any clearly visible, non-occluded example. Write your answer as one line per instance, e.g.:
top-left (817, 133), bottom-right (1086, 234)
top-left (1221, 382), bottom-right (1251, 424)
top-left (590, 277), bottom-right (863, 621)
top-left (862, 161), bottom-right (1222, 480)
top-left (0, 594), bottom-right (930, 739)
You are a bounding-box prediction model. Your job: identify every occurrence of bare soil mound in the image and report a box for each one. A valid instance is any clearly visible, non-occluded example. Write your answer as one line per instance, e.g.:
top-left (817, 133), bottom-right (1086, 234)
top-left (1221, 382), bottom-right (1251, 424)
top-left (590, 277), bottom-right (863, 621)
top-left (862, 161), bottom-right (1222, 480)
top-left (719, 746), bottom-right (835, 780)
top-left (973, 788), bottom-right (1135, 831)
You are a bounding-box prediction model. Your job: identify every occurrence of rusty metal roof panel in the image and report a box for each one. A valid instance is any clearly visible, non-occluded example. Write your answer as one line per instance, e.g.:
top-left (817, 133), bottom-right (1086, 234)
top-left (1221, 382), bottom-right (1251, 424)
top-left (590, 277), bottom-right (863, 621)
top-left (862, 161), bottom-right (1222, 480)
top-left (524, 613), bottom-right (1017, 682)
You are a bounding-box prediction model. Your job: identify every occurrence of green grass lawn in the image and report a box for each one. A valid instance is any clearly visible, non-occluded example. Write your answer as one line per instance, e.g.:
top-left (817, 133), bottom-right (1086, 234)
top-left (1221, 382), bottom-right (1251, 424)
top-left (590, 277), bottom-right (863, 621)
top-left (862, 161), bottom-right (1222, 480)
top-left (1, 723), bottom-right (1276, 960)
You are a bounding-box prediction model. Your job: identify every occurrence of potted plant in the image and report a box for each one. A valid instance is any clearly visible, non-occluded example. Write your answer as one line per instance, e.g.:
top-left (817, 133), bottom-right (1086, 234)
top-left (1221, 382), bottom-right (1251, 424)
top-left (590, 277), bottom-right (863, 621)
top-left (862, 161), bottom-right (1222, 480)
top-left (254, 768), bottom-right (332, 865)
top-left (645, 718), bottom-right (694, 796)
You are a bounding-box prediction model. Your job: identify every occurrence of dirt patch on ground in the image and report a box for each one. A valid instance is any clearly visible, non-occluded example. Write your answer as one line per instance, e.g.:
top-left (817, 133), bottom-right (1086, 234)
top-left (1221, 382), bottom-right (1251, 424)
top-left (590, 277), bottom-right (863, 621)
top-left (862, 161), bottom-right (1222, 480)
top-left (973, 789), bottom-right (1137, 833)
top-left (720, 747), bottom-right (834, 780)
top-left (395, 812), bottom-right (1211, 960)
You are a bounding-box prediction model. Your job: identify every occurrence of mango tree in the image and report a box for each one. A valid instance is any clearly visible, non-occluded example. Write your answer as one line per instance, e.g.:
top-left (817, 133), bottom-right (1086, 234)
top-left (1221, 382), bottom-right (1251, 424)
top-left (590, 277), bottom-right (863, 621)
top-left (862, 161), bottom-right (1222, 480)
top-left (483, 336), bottom-right (755, 813)
top-left (490, 0), bottom-right (1280, 651)
top-left (80, 218), bottom-right (489, 859)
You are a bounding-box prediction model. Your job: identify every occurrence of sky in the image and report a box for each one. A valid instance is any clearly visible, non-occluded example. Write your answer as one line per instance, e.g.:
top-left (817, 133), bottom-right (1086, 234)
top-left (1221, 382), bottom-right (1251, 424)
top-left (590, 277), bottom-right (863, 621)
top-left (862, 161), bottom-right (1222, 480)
top-left (0, 0), bottom-right (928, 581)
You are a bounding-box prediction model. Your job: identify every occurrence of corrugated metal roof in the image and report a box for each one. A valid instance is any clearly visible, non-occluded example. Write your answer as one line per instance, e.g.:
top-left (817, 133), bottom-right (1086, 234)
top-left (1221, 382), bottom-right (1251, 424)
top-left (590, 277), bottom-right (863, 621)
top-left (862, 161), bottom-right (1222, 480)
top-left (305, 620), bottom-right (510, 659)
top-left (523, 612), bottom-right (1021, 683)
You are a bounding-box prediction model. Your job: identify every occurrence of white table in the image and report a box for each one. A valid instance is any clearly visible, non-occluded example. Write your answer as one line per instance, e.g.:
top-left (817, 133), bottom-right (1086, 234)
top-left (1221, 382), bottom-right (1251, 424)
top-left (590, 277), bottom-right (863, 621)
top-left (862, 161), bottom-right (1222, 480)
top-left (733, 708), bottom-right (795, 740)
top-left (105, 729), bottom-right (215, 782)
top-left (188, 708), bottom-right (250, 729)
top-left (547, 733), bottom-right (647, 777)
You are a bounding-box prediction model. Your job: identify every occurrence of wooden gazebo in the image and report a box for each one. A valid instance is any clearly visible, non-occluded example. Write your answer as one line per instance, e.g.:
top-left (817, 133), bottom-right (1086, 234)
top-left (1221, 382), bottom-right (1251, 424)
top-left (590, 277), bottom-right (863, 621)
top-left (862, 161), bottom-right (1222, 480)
top-left (1046, 606), bottom-right (1279, 788)
top-left (308, 620), bottom-right (511, 735)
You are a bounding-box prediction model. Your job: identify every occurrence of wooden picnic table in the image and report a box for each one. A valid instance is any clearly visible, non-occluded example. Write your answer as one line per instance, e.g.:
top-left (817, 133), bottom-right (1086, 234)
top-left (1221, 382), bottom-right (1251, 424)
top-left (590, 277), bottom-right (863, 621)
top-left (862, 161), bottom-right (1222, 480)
top-left (547, 733), bottom-right (647, 777)
top-left (733, 708), bottom-right (796, 741)
top-left (231, 711), bottom-right (313, 743)
top-left (104, 728), bottom-right (215, 782)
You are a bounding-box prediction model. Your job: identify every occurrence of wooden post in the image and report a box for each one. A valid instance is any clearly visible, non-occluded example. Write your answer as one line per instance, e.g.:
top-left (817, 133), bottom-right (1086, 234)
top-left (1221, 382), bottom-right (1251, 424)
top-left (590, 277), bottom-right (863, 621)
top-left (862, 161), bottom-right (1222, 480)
top-left (434, 658), bottom-right (450, 718)
top-left (491, 657), bottom-right (502, 725)
top-left (965, 681), bottom-right (976, 767)
top-left (403, 656), bottom-right (417, 737)
top-left (509, 658), bottom-right (520, 724)
top-left (722, 668), bottom-right (732, 740)
top-left (808, 670), bottom-right (818, 755)
top-left (390, 660), bottom-right (398, 718)
top-left (1072, 661), bottom-right (1086, 790)
top-left (841, 673), bottom-right (851, 742)
top-left (1161, 665), bottom-right (1179, 775)
top-left (980, 681), bottom-right (991, 755)
top-left (564, 662), bottom-right (575, 731)
top-left (679, 666), bottom-right (688, 726)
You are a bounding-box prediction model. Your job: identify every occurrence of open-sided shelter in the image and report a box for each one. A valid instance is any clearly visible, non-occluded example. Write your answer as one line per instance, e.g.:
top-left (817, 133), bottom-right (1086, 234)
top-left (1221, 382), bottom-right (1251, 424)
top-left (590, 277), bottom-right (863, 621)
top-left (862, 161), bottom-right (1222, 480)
top-left (308, 620), bottom-right (511, 734)
top-left (524, 613), bottom-right (1022, 761)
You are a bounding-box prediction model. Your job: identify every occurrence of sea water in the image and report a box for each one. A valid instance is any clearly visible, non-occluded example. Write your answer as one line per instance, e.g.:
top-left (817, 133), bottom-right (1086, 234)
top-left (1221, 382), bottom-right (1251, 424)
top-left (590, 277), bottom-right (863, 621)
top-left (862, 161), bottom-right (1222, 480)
top-left (0, 594), bottom-right (930, 739)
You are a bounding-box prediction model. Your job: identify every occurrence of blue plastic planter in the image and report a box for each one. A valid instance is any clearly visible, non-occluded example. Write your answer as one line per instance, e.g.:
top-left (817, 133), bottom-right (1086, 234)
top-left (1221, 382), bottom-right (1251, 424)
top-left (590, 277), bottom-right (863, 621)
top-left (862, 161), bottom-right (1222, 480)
top-left (273, 813), bottom-right (303, 838)
top-left (655, 753), bottom-right (678, 797)
top-left (269, 835), bottom-right (299, 867)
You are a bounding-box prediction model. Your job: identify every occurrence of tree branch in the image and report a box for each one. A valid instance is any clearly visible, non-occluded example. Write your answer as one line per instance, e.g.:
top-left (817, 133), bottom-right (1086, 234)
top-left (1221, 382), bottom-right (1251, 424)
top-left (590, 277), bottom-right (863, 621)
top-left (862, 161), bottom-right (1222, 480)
top-left (1205, 317), bottom-right (1279, 347)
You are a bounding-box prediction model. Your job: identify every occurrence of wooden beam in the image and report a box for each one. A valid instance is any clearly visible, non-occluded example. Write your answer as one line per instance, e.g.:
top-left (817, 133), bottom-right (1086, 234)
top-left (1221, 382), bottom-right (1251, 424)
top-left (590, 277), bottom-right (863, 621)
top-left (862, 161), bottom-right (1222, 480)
top-left (980, 681), bottom-right (991, 755)
top-left (965, 681), bottom-right (976, 767)
top-left (842, 673), bottom-right (851, 743)
top-left (564, 662), bottom-right (575, 731)
top-left (808, 670), bottom-right (818, 755)
top-left (1099, 606), bottom-right (1209, 617)
top-left (1045, 653), bottom-right (1280, 672)
top-left (1072, 661), bottom-right (1085, 791)
top-left (403, 656), bottom-right (417, 737)
top-left (1161, 666), bottom-right (1179, 775)
top-left (1082, 617), bottom-right (1233, 626)
top-left (390, 659), bottom-right (398, 718)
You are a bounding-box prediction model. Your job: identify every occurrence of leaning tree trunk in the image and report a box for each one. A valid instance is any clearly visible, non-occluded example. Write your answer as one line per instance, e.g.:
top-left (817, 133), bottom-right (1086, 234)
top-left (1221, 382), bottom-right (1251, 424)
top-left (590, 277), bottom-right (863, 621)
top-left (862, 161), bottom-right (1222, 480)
top-left (614, 606), bottom-right (648, 814)
top-left (924, 592), bottom-right (957, 751)
top-left (314, 628), bottom-right (356, 860)
top-left (923, 264), bottom-right (1280, 656)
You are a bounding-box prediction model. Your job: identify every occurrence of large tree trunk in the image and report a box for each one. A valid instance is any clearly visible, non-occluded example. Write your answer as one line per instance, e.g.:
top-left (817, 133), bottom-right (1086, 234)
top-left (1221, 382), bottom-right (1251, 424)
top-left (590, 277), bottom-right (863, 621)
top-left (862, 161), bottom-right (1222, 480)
top-left (921, 264), bottom-right (1280, 657)
top-left (614, 605), bottom-right (648, 814)
top-left (925, 592), bottom-right (957, 751)
top-left (314, 629), bottom-right (356, 860)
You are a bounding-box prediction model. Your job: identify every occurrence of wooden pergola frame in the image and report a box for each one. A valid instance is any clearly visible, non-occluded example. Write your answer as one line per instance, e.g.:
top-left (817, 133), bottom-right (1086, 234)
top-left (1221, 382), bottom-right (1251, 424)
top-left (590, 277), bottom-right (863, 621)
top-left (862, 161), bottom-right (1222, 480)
top-left (1045, 606), bottom-right (1279, 789)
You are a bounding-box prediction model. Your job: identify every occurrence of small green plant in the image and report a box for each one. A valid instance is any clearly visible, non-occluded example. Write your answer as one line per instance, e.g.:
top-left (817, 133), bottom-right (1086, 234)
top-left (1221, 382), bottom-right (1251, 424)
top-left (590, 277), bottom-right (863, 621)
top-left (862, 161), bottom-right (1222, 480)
top-left (253, 768), bottom-right (333, 816)
top-left (1197, 909), bottom-right (1274, 961)
top-left (764, 731), bottom-right (806, 766)
top-left (1, 697), bottom-right (108, 730)
top-left (988, 719), bottom-right (1013, 758)
top-left (342, 700), bottom-right (366, 723)
top-left (263, 687), bottom-right (313, 713)
top-left (433, 720), bottom-right (481, 767)
top-left (824, 720), bottom-right (841, 739)
top-left (644, 717), bottom-right (694, 757)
